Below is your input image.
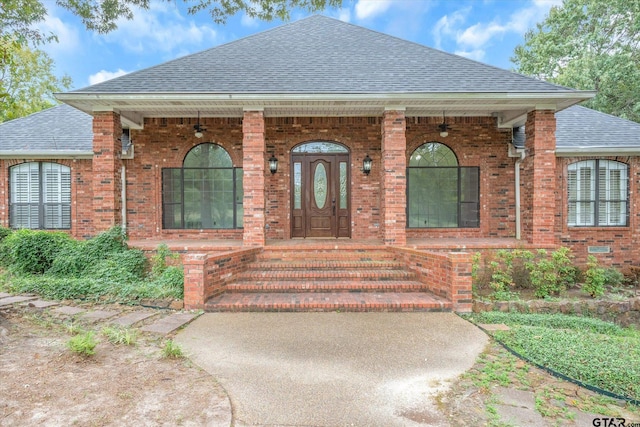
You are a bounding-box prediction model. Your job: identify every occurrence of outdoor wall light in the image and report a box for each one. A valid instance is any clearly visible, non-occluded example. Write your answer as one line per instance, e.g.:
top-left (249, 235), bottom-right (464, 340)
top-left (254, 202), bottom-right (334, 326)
top-left (438, 110), bottom-right (450, 138)
top-left (194, 111), bottom-right (206, 138)
top-left (362, 154), bottom-right (372, 175)
top-left (269, 153), bottom-right (278, 174)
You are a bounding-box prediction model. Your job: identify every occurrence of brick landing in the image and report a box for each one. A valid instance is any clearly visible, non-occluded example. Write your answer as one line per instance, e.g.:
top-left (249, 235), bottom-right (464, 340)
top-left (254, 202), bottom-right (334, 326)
top-left (204, 245), bottom-right (452, 312)
top-left (205, 292), bottom-right (451, 312)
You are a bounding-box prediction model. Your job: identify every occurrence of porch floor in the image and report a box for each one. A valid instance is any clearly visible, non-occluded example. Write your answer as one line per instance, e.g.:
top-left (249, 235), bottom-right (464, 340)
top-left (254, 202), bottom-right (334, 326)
top-left (128, 237), bottom-right (551, 252)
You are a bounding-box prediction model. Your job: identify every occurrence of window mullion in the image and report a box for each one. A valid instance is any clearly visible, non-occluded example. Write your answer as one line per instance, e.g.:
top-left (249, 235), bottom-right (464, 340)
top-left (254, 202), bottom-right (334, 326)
top-left (38, 162), bottom-right (44, 229)
top-left (594, 160), bottom-right (600, 226)
top-left (180, 168), bottom-right (185, 228)
top-left (457, 167), bottom-right (461, 228)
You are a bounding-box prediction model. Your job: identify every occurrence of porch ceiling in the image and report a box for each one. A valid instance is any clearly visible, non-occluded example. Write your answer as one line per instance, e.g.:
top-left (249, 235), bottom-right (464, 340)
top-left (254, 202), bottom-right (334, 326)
top-left (56, 92), bottom-right (593, 130)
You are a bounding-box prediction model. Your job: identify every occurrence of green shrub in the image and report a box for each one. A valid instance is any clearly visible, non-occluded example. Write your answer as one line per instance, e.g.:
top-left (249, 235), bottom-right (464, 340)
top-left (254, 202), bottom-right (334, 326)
top-left (2, 229), bottom-right (73, 274)
top-left (526, 248), bottom-right (576, 298)
top-left (86, 249), bottom-right (148, 285)
top-left (5, 275), bottom-right (104, 300)
top-left (48, 226), bottom-right (128, 277)
top-left (583, 255), bottom-right (606, 298)
top-left (603, 267), bottom-right (624, 288)
top-left (150, 266), bottom-right (184, 298)
top-left (67, 331), bottom-right (97, 357)
top-left (151, 244), bottom-right (179, 277)
top-left (0, 227), bottom-right (12, 242)
top-left (2, 226), bottom-right (183, 303)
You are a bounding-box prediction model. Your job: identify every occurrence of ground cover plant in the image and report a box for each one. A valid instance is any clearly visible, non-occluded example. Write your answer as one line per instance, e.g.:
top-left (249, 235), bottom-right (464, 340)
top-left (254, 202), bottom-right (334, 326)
top-left (467, 312), bottom-right (640, 403)
top-left (0, 227), bottom-right (184, 302)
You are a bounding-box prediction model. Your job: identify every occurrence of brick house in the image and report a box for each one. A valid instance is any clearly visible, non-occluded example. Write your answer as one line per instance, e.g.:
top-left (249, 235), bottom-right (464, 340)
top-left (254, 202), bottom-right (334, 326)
top-left (2, 16), bottom-right (639, 312)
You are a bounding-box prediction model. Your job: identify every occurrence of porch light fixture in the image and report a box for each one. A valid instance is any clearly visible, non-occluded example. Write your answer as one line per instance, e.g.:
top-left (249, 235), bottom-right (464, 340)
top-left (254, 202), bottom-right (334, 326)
top-left (362, 154), bottom-right (372, 175)
top-left (438, 110), bottom-right (450, 138)
top-left (268, 153), bottom-right (278, 174)
top-left (194, 111), bottom-right (205, 138)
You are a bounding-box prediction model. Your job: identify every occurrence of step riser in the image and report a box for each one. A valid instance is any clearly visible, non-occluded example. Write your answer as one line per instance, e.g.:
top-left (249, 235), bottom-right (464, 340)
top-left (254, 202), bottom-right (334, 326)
top-left (236, 272), bottom-right (416, 281)
top-left (226, 283), bottom-right (427, 293)
top-left (248, 262), bottom-right (405, 270)
top-left (204, 292), bottom-right (452, 313)
top-left (258, 252), bottom-right (397, 262)
top-left (206, 306), bottom-right (450, 313)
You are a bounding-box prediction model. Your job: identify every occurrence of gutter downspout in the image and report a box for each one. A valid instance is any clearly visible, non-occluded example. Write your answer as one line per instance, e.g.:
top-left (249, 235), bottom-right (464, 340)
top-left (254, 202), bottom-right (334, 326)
top-left (514, 148), bottom-right (526, 240)
top-left (121, 165), bottom-right (127, 233)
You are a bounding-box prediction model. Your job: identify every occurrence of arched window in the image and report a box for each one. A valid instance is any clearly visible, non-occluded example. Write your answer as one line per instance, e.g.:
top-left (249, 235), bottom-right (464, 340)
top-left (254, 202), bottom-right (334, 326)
top-left (9, 162), bottom-right (71, 229)
top-left (407, 142), bottom-right (479, 228)
top-left (162, 144), bottom-right (243, 229)
top-left (568, 160), bottom-right (628, 226)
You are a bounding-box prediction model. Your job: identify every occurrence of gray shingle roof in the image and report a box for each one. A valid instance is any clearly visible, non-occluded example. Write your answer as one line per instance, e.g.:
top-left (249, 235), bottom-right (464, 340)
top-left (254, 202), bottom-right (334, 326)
top-left (72, 15), bottom-right (575, 94)
top-left (0, 104), bottom-right (93, 153)
top-left (556, 105), bottom-right (640, 150)
top-left (511, 105), bottom-right (640, 152)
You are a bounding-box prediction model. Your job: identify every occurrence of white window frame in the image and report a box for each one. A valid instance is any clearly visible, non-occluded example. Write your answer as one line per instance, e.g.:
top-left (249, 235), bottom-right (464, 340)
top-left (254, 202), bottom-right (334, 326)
top-left (567, 160), bottom-right (628, 227)
top-left (9, 162), bottom-right (71, 229)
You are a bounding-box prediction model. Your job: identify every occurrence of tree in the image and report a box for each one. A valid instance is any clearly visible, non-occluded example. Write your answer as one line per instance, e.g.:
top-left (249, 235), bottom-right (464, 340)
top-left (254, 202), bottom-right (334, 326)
top-left (512, 0), bottom-right (640, 123)
top-left (2, 0), bottom-right (343, 38)
top-left (0, 0), bottom-right (342, 119)
top-left (1, 43), bottom-right (72, 122)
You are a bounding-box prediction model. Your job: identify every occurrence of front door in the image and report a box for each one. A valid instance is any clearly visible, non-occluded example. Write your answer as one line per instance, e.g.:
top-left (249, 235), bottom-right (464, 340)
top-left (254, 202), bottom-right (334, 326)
top-left (291, 144), bottom-right (350, 238)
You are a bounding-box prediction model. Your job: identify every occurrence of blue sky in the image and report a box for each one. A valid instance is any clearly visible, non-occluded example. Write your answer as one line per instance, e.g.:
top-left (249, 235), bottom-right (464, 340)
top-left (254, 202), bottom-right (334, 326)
top-left (38, 0), bottom-right (562, 90)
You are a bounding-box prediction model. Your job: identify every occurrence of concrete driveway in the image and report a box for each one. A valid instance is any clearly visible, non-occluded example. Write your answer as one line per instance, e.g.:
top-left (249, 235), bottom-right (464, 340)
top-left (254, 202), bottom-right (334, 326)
top-left (175, 312), bottom-right (487, 427)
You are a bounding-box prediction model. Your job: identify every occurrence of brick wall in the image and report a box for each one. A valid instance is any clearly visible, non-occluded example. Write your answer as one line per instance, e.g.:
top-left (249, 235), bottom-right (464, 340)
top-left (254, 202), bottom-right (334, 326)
top-left (555, 156), bottom-right (640, 267)
top-left (381, 110), bottom-right (407, 246)
top-left (124, 117), bottom-right (243, 240)
top-left (392, 247), bottom-right (473, 312)
top-left (405, 116), bottom-right (515, 239)
top-left (96, 114), bottom-right (518, 242)
top-left (264, 116), bottom-right (383, 240)
top-left (92, 111), bottom-right (123, 232)
top-left (522, 110), bottom-right (556, 245)
top-left (242, 111), bottom-right (266, 246)
top-left (183, 247), bottom-right (261, 309)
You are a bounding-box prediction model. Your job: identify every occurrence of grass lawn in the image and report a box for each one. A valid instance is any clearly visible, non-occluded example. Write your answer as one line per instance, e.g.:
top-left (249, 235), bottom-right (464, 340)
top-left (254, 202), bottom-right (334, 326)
top-left (465, 312), bottom-right (640, 404)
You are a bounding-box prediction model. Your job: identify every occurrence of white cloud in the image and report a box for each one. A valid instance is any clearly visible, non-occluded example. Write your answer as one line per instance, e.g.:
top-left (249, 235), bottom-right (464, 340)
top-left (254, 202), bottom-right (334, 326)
top-left (354, 0), bottom-right (393, 20)
top-left (88, 69), bottom-right (129, 85)
top-left (454, 49), bottom-right (486, 61)
top-left (457, 21), bottom-right (506, 49)
top-left (36, 10), bottom-right (81, 55)
top-left (337, 8), bottom-right (351, 23)
top-left (432, 8), bottom-right (470, 49)
top-left (437, 0), bottom-right (561, 54)
top-left (241, 13), bottom-right (259, 27)
top-left (103, 3), bottom-right (217, 54)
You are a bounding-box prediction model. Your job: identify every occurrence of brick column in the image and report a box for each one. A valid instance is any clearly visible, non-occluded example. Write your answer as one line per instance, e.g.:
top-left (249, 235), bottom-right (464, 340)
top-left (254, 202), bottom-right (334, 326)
top-left (92, 111), bottom-right (122, 233)
top-left (242, 110), bottom-right (266, 246)
top-left (381, 109), bottom-right (407, 246)
top-left (522, 110), bottom-right (557, 245)
top-left (183, 253), bottom-right (207, 310)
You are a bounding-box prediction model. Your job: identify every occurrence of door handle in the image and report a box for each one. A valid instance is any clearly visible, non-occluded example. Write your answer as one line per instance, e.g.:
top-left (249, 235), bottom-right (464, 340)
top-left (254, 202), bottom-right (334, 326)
top-left (332, 198), bottom-right (336, 215)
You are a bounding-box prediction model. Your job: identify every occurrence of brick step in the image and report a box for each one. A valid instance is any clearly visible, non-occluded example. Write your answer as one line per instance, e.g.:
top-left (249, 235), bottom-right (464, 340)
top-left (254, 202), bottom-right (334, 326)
top-left (258, 249), bottom-right (397, 262)
top-left (204, 292), bottom-right (452, 312)
top-left (236, 268), bottom-right (415, 281)
top-left (226, 280), bottom-right (427, 293)
top-left (247, 260), bottom-right (405, 270)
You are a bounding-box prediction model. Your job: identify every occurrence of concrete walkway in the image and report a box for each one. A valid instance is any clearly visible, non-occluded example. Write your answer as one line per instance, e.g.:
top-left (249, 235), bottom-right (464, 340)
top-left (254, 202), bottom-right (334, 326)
top-left (175, 312), bottom-right (487, 426)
